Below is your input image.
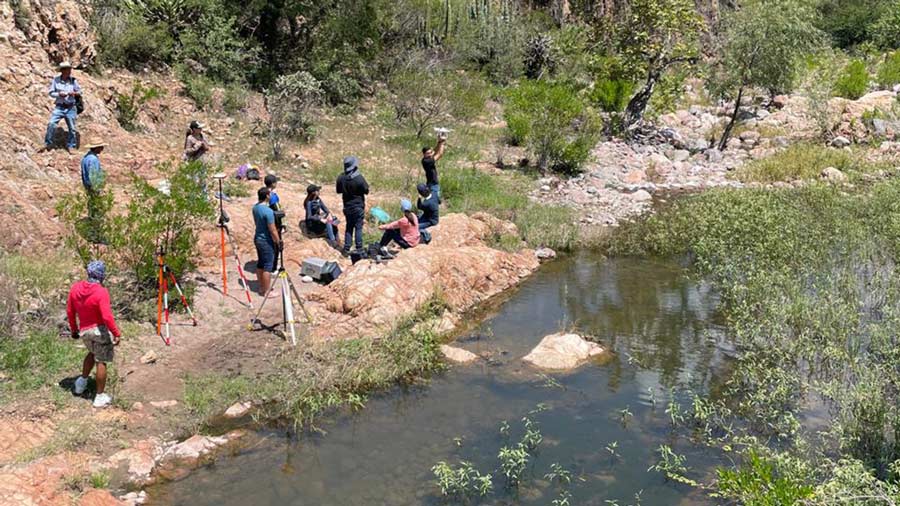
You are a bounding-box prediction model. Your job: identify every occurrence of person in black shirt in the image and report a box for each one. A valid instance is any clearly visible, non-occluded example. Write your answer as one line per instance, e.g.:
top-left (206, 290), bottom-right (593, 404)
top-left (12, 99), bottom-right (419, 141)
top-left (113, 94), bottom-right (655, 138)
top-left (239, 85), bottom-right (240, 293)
top-left (416, 183), bottom-right (439, 230)
top-left (336, 156), bottom-right (370, 255)
top-left (421, 134), bottom-right (446, 203)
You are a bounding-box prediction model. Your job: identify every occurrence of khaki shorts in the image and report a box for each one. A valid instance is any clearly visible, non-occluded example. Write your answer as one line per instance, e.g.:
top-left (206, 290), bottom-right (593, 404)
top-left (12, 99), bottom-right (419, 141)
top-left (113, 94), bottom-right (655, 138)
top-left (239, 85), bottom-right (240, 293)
top-left (82, 326), bottom-right (114, 363)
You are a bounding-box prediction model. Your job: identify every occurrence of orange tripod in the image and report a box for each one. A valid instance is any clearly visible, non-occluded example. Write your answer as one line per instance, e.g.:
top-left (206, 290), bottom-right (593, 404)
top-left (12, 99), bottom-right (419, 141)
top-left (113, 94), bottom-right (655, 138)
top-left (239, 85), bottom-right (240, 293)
top-left (214, 175), bottom-right (254, 308)
top-left (156, 250), bottom-right (197, 346)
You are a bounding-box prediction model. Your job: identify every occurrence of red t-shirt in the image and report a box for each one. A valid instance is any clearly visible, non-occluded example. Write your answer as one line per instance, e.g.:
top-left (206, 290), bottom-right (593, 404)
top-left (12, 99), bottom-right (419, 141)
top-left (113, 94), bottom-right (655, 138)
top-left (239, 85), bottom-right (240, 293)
top-left (66, 280), bottom-right (121, 337)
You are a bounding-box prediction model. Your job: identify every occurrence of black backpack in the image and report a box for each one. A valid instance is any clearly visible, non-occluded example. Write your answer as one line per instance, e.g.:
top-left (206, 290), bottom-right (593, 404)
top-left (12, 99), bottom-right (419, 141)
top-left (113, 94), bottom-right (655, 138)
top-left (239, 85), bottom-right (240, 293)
top-left (246, 168), bottom-right (260, 180)
top-left (74, 78), bottom-right (85, 114)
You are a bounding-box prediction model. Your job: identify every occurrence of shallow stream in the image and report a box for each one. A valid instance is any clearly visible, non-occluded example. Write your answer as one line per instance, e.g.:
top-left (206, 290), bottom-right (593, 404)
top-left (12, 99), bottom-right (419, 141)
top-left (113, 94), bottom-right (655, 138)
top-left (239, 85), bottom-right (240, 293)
top-left (151, 254), bottom-right (732, 505)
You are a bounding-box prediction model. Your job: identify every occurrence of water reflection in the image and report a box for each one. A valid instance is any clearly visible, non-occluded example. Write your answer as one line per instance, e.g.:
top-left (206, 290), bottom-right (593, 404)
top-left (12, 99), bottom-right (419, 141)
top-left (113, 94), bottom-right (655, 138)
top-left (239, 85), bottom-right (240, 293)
top-left (151, 254), bottom-right (730, 506)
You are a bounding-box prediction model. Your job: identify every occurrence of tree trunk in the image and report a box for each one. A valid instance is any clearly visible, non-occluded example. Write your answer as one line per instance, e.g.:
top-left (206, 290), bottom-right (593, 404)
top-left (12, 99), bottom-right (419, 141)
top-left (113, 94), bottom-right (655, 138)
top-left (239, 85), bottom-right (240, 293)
top-left (718, 86), bottom-right (744, 151)
top-left (623, 68), bottom-right (661, 129)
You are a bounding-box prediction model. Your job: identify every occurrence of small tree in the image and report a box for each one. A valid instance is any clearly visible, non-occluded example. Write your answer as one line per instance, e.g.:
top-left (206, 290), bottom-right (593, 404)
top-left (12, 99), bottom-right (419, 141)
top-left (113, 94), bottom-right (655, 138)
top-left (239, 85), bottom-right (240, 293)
top-left (261, 71), bottom-right (324, 160)
top-left (616, 0), bottom-right (704, 129)
top-left (708, 0), bottom-right (825, 150)
top-left (504, 81), bottom-right (601, 174)
top-left (390, 69), bottom-right (451, 138)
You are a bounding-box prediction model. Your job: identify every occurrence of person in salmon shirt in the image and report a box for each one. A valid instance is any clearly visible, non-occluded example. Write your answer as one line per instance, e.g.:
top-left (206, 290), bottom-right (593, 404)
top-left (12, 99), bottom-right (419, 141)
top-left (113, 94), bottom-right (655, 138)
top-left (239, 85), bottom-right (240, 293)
top-left (378, 199), bottom-right (420, 250)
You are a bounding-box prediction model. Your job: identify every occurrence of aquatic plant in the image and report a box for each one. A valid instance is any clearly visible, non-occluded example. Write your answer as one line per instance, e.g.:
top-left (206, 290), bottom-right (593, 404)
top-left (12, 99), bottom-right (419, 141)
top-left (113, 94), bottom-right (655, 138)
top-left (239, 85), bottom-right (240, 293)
top-left (431, 460), bottom-right (493, 499)
top-left (498, 445), bottom-right (529, 486)
top-left (648, 445), bottom-right (696, 486)
top-left (544, 462), bottom-right (573, 486)
top-left (520, 417), bottom-right (543, 453)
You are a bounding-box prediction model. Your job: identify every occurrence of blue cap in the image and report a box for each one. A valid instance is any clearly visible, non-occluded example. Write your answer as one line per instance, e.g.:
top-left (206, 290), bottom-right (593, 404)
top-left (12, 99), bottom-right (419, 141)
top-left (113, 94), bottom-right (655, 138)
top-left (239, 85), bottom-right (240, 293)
top-left (87, 260), bottom-right (106, 283)
top-left (343, 156), bottom-right (359, 172)
top-left (416, 183), bottom-right (429, 196)
top-left (400, 199), bottom-right (412, 212)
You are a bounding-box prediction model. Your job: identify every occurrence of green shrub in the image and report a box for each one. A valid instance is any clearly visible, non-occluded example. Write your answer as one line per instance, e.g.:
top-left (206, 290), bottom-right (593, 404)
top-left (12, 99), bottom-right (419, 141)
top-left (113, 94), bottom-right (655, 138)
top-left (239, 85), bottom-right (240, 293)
top-left (876, 51), bottom-right (900, 88)
top-left (716, 449), bottom-right (815, 504)
top-left (816, 0), bottom-right (888, 49)
top-left (872, 0), bottom-right (900, 49)
top-left (179, 70), bottom-right (215, 110)
top-left (449, 0), bottom-right (527, 84)
top-left (261, 71), bottom-right (324, 159)
top-left (115, 83), bottom-right (164, 132)
top-left (222, 84), bottom-right (248, 114)
top-left (589, 78), bottom-right (635, 113)
top-left (734, 142), bottom-right (886, 183)
top-left (0, 331), bottom-right (84, 398)
top-left (177, 12), bottom-right (258, 84)
top-left (504, 81), bottom-right (601, 174)
top-left (835, 59), bottom-right (870, 99)
top-left (56, 162), bottom-right (213, 316)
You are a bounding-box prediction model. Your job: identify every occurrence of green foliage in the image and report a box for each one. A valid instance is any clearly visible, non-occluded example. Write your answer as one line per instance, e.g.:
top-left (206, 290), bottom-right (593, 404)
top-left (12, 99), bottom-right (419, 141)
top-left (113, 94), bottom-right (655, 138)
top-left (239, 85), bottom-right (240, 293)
top-left (611, 180), bottom-right (900, 498)
top-left (183, 374), bottom-right (252, 421)
top-left (115, 82), bottom-right (164, 132)
top-left (89, 471), bottom-right (111, 489)
top-left (872, 0), bottom-right (900, 49)
top-left (0, 331), bottom-right (83, 400)
top-left (221, 84), bottom-right (248, 114)
top-left (95, 13), bottom-right (176, 70)
top-left (449, 0), bottom-right (528, 84)
top-left (498, 445), bottom-right (529, 486)
top-left (835, 59), bottom-right (871, 99)
top-left (648, 445), bottom-right (696, 485)
top-left (10, 0), bottom-right (31, 33)
top-left (177, 10), bottom-right (257, 84)
top-left (716, 449), bottom-right (814, 505)
top-left (431, 461), bottom-right (493, 498)
top-left (389, 68), bottom-right (488, 138)
top-left (504, 81), bottom-right (600, 174)
top-left (877, 51), bottom-right (900, 88)
top-left (178, 71), bottom-right (215, 110)
top-left (590, 78), bottom-right (635, 113)
top-left (261, 71), bottom-right (324, 160)
top-left (816, 0), bottom-right (890, 49)
top-left (524, 33), bottom-right (557, 79)
top-left (707, 0), bottom-right (825, 147)
top-left (57, 162), bottom-right (213, 316)
top-left (734, 143), bottom-right (875, 183)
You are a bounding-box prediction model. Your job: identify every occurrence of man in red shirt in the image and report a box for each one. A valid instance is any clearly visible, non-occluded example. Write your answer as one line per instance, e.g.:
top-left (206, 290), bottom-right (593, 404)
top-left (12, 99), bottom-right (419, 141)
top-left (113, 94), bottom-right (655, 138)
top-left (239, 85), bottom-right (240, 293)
top-left (66, 260), bottom-right (122, 408)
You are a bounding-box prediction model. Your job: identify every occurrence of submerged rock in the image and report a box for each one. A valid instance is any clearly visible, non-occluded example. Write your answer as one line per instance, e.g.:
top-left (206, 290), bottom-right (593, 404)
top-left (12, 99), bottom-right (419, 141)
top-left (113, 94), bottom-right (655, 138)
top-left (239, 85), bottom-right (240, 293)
top-left (522, 333), bottom-right (604, 371)
top-left (440, 345), bottom-right (479, 364)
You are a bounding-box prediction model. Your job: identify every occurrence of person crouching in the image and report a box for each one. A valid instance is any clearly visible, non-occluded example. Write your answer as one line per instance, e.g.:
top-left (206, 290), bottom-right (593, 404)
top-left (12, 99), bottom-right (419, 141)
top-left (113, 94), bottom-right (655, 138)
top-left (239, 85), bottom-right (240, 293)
top-left (378, 199), bottom-right (420, 250)
top-left (67, 260), bottom-right (122, 408)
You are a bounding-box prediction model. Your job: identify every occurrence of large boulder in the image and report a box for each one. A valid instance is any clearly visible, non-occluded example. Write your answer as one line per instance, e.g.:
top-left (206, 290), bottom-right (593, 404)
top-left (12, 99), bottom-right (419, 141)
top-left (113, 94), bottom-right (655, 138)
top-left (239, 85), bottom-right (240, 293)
top-left (522, 333), bottom-right (604, 370)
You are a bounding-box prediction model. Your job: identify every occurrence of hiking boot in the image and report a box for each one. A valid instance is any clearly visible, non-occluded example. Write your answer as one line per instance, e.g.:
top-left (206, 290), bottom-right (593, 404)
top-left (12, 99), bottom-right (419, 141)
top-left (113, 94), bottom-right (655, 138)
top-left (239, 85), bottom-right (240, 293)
top-left (92, 393), bottom-right (112, 408)
top-left (74, 376), bottom-right (88, 395)
top-left (341, 248), bottom-right (350, 258)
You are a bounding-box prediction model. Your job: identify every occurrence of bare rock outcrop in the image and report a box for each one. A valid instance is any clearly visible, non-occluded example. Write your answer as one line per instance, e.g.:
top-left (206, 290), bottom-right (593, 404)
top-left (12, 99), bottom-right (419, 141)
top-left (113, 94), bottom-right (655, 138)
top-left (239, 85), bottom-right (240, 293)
top-left (522, 333), bottom-right (604, 371)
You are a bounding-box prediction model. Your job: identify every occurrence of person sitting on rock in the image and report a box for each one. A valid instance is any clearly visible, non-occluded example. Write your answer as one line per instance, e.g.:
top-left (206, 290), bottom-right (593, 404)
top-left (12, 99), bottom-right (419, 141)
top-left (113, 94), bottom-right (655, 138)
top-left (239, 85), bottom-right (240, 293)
top-left (183, 120), bottom-right (211, 163)
top-left (43, 61), bottom-right (82, 153)
top-left (304, 184), bottom-right (339, 246)
top-left (67, 260), bottom-right (122, 409)
top-left (416, 183), bottom-right (439, 230)
top-left (378, 199), bottom-right (420, 250)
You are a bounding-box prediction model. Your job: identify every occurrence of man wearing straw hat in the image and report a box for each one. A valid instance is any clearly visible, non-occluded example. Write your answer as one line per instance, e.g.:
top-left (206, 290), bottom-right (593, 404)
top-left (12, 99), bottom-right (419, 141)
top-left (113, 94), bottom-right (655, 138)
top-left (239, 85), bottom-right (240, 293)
top-left (81, 140), bottom-right (107, 242)
top-left (43, 61), bottom-right (82, 153)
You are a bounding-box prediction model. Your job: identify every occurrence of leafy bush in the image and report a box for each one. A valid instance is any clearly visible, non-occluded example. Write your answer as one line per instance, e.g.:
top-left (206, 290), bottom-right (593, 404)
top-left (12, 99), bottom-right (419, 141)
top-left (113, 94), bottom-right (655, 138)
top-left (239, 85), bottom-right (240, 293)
top-left (177, 11), bottom-right (258, 84)
top-left (877, 51), bottom-right (900, 88)
top-left (389, 68), bottom-right (488, 138)
top-left (96, 15), bottom-right (176, 70)
top-left (590, 78), bottom-right (635, 113)
top-left (817, 0), bottom-right (889, 49)
top-left (115, 83), bottom-right (164, 132)
top-left (735, 143), bottom-right (859, 182)
top-left (524, 34), bottom-right (557, 79)
top-left (872, 0), bottom-right (900, 49)
top-left (450, 0), bottom-right (527, 84)
top-left (835, 59), bottom-right (870, 99)
top-left (716, 449), bottom-right (814, 504)
top-left (504, 81), bottom-right (601, 174)
top-left (261, 71), bottom-right (324, 160)
top-left (57, 162), bottom-right (213, 316)
top-left (221, 84), bottom-right (248, 114)
top-left (178, 70), bottom-right (215, 110)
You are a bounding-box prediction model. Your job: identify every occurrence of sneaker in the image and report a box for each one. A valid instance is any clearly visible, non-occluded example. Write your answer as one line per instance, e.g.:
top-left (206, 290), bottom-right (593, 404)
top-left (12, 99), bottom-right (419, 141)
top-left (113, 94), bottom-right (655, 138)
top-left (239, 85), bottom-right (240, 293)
top-left (92, 393), bottom-right (112, 408)
top-left (74, 376), bottom-right (88, 395)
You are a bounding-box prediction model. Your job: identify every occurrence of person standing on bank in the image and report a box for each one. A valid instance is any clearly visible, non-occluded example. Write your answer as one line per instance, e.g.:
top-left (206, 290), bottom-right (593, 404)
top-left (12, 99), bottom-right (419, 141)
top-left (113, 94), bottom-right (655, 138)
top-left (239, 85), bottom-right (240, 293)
top-left (43, 61), bottom-right (82, 153)
top-left (183, 121), bottom-right (211, 163)
top-left (253, 187), bottom-right (282, 295)
top-left (81, 141), bottom-right (107, 242)
top-left (416, 183), bottom-right (439, 230)
top-left (378, 199), bottom-right (420, 250)
top-left (421, 133), bottom-right (446, 203)
top-left (68, 261), bottom-right (122, 409)
top-left (265, 174), bottom-right (283, 270)
top-left (336, 156), bottom-right (369, 256)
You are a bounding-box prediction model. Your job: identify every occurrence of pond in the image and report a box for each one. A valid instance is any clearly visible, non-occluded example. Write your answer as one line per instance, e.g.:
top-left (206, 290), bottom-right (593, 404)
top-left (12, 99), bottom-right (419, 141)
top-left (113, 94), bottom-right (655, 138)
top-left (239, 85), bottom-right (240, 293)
top-left (150, 254), bottom-right (732, 505)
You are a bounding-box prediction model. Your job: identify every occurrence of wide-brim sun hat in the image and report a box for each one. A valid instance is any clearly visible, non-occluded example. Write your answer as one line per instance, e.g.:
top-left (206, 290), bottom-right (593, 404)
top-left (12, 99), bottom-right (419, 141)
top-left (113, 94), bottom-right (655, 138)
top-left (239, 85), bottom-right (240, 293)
top-left (58, 61), bottom-right (72, 69)
top-left (85, 141), bottom-right (108, 149)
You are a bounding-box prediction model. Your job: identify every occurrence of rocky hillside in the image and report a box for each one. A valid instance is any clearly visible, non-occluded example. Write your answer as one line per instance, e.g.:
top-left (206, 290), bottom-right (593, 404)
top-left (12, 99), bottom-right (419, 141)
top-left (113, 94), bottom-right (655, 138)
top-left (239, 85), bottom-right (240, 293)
top-left (0, 1), bottom-right (265, 251)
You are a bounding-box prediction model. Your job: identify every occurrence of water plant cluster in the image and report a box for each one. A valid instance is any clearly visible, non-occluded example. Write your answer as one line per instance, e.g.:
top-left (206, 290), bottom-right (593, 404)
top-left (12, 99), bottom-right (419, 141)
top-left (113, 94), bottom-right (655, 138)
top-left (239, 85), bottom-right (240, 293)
top-left (611, 179), bottom-right (900, 502)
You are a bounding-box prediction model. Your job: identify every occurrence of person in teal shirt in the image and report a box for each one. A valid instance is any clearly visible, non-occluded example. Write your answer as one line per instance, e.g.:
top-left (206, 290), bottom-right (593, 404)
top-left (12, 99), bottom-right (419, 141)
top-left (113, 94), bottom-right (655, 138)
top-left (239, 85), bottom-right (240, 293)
top-left (253, 187), bottom-right (282, 295)
top-left (81, 141), bottom-right (107, 243)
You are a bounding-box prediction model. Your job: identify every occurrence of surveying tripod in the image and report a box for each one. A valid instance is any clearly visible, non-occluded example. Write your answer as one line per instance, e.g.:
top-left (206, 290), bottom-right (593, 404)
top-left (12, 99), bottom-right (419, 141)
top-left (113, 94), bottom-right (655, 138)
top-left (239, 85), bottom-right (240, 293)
top-left (214, 175), bottom-right (254, 309)
top-left (156, 249), bottom-right (197, 346)
top-left (248, 241), bottom-right (312, 346)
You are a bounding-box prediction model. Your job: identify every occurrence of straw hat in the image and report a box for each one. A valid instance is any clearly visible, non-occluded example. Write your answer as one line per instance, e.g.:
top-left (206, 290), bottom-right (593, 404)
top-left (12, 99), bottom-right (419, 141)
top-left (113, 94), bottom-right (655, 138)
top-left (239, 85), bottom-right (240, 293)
top-left (85, 140), bottom-right (108, 149)
top-left (58, 61), bottom-right (72, 69)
